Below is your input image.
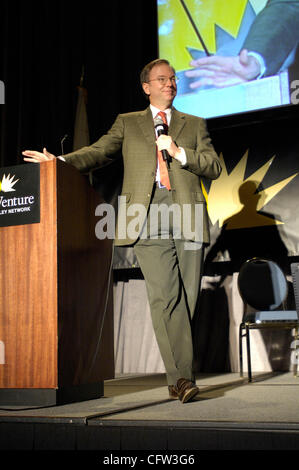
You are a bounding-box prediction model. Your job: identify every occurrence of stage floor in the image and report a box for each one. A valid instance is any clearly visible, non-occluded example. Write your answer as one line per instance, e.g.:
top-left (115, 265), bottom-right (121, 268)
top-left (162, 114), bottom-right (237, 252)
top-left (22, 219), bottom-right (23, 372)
top-left (1, 372), bottom-right (299, 456)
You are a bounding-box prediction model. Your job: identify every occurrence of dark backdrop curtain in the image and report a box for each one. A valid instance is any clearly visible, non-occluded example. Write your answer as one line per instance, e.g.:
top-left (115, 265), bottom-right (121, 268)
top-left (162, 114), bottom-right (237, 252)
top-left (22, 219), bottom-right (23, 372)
top-left (0, 0), bottom-right (158, 166)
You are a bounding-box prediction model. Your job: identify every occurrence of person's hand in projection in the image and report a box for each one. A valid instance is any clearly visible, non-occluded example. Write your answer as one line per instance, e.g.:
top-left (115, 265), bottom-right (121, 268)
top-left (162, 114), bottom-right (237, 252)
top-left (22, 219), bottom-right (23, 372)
top-left (185, 49), bottom-right (261, 88)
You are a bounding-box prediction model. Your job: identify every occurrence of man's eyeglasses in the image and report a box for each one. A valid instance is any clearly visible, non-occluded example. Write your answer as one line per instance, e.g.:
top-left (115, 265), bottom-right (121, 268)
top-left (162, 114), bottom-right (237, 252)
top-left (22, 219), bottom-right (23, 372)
top-left (147, 76), bottom-right (179, 85)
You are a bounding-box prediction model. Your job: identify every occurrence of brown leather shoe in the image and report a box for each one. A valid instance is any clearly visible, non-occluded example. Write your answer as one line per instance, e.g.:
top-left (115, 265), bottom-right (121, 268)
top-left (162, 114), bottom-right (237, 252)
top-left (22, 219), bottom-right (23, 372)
top-left (168, 385), bottom-right (179, 399)
top-left (175, 378), bottom-right (199, 403)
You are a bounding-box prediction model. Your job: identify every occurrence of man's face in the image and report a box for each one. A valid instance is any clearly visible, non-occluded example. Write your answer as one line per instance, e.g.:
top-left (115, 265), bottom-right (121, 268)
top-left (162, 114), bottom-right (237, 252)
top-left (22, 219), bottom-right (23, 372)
top-left (142, 63), bottom-right (177, 109)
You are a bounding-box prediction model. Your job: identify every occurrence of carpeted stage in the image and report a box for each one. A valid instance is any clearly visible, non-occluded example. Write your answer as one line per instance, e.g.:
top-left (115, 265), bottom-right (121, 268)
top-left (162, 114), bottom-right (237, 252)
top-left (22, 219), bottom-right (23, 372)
top-left (0, 372), bottom-right (299, 460)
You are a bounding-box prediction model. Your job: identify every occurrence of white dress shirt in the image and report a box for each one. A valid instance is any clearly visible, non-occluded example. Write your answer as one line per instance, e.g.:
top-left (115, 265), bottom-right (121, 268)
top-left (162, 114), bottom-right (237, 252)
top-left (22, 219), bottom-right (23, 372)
top-left (150, 105), bottom-right (186, 187)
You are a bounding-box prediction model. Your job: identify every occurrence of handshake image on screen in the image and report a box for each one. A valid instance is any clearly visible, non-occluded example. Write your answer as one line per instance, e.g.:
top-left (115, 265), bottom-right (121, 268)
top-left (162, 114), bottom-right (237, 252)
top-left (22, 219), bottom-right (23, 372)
top-left (158, 0), bottom-right (299, 118)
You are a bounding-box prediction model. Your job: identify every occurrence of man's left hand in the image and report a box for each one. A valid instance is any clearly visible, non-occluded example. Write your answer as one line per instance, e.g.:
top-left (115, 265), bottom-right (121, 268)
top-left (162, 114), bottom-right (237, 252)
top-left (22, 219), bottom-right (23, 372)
top-left (156, 134), bottom-right (181, 159)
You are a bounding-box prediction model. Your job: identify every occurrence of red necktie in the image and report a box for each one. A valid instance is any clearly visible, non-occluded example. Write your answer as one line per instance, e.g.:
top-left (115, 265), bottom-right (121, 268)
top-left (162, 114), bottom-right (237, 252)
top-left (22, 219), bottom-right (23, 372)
top-left (156, 111), bottom-right (171, 190)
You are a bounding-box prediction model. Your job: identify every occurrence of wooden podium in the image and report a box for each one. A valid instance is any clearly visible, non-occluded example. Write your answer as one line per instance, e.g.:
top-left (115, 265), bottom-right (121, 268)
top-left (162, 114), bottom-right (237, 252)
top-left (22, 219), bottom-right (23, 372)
top-left (0, 159), bottom-right (114, 405)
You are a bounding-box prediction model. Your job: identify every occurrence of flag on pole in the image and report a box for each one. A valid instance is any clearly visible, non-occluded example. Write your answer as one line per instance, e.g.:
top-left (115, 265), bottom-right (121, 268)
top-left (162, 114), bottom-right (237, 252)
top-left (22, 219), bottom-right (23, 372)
top-left (73, 66), bottom-right (90, 151)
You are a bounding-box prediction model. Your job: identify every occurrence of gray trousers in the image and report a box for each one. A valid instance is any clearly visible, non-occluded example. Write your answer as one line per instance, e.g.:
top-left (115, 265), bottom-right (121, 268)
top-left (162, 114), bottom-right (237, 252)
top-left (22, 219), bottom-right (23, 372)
top-left (134, 185), bottom-right (204, 385)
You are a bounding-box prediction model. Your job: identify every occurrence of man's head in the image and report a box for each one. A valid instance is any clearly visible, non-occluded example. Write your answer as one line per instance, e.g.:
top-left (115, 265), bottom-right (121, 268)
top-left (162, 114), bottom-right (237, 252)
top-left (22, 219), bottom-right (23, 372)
top-left (140, 59), bottom-right (177, 109)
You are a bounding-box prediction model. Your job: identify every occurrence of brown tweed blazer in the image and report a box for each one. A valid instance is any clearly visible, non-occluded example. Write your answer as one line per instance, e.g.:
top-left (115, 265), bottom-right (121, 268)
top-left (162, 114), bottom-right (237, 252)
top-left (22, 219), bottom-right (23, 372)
top-left (63, 106), bottom-right (221, 245)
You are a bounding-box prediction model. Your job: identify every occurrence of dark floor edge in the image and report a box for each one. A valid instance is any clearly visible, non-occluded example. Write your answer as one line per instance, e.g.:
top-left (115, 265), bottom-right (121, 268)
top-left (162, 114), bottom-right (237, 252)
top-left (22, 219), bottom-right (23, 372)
top-left (87, 418), bottom-right (299, 432)
top-left (2, 419), bottom-right (299, 452)
top-left (0, 399), bottom-right (174, 425)
top-left (0, 415), bottom-right (88, 424)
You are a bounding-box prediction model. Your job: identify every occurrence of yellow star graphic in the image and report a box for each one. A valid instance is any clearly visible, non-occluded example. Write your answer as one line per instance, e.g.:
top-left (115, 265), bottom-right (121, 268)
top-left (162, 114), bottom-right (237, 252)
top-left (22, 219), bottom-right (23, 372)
top-left (203, 151), bottom-right (298, 230)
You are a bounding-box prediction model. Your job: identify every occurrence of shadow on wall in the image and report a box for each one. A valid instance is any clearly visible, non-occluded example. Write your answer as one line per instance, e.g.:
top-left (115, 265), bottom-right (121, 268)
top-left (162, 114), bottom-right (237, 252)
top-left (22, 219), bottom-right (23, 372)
top-left (192, 179), bottom-right (290, 373)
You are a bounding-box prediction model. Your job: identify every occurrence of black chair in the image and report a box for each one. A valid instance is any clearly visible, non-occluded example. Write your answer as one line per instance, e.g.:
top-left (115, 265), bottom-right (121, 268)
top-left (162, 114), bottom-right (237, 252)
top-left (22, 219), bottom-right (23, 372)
top-left (238, 258), bottom-right (299, 382)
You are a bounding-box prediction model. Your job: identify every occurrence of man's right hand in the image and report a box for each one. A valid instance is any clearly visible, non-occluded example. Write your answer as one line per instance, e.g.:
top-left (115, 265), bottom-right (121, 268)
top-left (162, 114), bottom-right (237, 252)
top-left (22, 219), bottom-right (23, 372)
top-left (22, 148), bottom-right (56, 163)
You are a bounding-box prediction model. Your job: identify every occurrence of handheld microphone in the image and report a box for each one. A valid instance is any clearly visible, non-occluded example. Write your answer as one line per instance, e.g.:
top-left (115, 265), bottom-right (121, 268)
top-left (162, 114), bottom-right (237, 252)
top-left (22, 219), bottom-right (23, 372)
top-left (154, 116), bottom-right (170, 168)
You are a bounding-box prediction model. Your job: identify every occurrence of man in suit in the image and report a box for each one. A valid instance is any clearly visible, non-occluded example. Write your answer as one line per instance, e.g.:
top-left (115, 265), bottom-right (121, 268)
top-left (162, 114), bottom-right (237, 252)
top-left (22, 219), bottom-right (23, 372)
top-left (186, 0), bottom-right (299, 88)
top-left (23, 58), bottom-right (221, 403)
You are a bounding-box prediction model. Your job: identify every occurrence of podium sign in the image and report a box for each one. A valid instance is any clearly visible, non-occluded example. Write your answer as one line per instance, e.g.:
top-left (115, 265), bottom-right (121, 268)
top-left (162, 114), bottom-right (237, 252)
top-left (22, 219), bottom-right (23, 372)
top-left (0, 164), bottom-right (40, 227)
